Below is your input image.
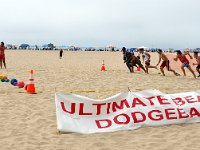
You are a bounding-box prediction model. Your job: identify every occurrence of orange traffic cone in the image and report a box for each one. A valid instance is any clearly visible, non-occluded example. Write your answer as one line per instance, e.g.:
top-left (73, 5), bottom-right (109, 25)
top-left (101, 60), bottom-right (106, 71)
top-left (26, 70), bottom-right (36, 94)
top-left (137, 66), bottom-right (141, 71)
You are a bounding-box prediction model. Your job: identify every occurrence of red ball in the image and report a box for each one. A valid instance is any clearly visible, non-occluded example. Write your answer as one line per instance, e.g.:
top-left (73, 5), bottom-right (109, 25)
top-left (17, 81), bottom-right (25, 88)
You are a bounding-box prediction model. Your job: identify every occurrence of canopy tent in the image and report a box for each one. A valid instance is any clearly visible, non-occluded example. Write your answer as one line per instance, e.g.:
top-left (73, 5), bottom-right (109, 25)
top-left (41, 43), bottom-right (55, 50)
top-left (127, 48), bottom-right (136, 52)
top-left (137, 46), bottom-right (149, 50)
top-left (195, 48), bottom-right (200, 52)
top-left (19, 44), bottom-right (30, 49)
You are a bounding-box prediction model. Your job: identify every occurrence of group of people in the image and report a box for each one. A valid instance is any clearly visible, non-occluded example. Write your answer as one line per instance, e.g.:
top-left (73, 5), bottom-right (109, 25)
top-left (122, 47), bottom-right (200, 78)
top-left (0, 42), bottom-right (6, 69)
top-left (1, 41), bottom-right (200, 78)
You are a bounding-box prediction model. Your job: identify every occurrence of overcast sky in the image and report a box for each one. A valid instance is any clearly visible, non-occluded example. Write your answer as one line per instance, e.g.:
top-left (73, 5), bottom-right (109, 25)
top-left (0, 0), bottom-right (200, 48)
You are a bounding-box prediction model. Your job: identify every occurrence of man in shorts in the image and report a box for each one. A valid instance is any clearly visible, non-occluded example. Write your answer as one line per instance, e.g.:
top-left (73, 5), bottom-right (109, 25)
top-left (138, 48), bottom-right (157, 74)
top-left (174, 50), bottom-right (196, 78)
top-left (156, 49), bottom-right (180, 76)
top-left (193, 51), bottom-right (200, 77)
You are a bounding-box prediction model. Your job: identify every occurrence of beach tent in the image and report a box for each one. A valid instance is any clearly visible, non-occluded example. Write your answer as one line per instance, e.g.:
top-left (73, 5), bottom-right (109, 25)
top-left (41, 44), bottom-right (48, 50)
top-left (6, 44), bottom-right (13, 49)
top-left (41, 43), bottom-right (55, 50)
top-left (29, 45), bottom-right (39, 50)
top-left (106, 45), bottom-right (116, 51)
top-left (48, 43), bottom-right (55, 50)
top-left (127, 48), bottom-right (136, 52)
top-left (137, 46), bottom-right (149, 50)
top-left (19, 44), bottom-right (30, 49)
top-left (195, 48), bottom-right (200, 52)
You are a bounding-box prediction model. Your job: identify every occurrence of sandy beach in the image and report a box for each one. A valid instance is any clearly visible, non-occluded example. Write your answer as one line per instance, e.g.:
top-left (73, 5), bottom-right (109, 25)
top-left (0, 50), bottom-right (200, 150)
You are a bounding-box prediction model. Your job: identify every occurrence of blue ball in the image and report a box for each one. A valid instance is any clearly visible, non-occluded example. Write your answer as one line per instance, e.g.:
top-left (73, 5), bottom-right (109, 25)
top-left (11, 79), bottom-right (18, 86)
top-left (13, 82), bottom-right (18, 86)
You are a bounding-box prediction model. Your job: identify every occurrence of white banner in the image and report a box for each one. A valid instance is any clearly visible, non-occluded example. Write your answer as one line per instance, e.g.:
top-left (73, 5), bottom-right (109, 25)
top-left (55, 90), bottom-right (200, 134)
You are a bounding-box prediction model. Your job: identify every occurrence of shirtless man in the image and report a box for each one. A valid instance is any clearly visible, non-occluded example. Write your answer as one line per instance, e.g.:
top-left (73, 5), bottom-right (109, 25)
top-left (156, 49), bottom-right (179, 76)
top-left (138, 48), bottom-right (157, 74)
top-left (193, 51), bottom-right (200, 77)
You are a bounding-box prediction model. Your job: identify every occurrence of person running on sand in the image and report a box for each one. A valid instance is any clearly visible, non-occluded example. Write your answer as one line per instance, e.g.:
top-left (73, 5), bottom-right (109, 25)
top-left (138, 48), bottom-right (157, 74)
top-left (174, 50), bottom-right (196, 78)
top-left (0, 42), bottom-right (6, 69)
top-left (193, 51), bottom-right (200, 77)
top-left (124, 52), bottom-right (146, 73)
top-left (122, 47), bottom-right (131, 72)
top-left (59, 49), bottom-right (63, 59)
top-left (156, 49), bottom-right (180, 76)
top-left (122, 47), bottom-right (134, 72)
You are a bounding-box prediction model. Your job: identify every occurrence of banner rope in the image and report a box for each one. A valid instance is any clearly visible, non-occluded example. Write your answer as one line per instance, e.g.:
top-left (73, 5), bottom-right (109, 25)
top-left (63, 89), bottom-right (120, 93)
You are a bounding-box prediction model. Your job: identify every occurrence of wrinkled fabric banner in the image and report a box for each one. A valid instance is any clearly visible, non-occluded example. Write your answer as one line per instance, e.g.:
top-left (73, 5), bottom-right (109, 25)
top-left (55, 90), bottom-right (200, 134)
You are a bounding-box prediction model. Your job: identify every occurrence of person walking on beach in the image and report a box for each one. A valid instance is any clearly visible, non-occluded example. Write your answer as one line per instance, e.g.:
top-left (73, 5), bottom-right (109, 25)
top-left (156, 49), bottom-right (179, 76)
top-left (138, 48), bottom-right (157, 74)
top-left (59, 49), bottom-right (63, 59)
top-left (174, 50), bottom-right (196, 78)
top-left (0, 42), bottom-right (6, 69)
top-left (193, 51), bottom-right (200, 77)
top-left (122, 47), bottom-right (127, 63)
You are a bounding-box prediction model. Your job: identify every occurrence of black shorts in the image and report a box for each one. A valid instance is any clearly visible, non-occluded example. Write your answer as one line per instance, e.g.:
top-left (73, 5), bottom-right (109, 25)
top-left (182, 62), bottom-right (190, 68)
top-left (197, 65), bottom-right (200, 69)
